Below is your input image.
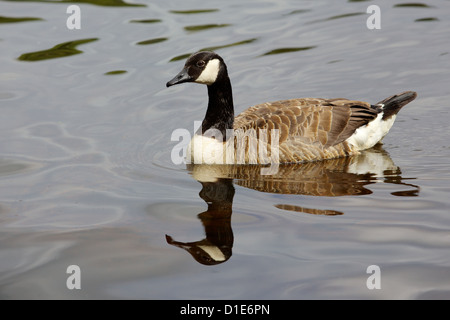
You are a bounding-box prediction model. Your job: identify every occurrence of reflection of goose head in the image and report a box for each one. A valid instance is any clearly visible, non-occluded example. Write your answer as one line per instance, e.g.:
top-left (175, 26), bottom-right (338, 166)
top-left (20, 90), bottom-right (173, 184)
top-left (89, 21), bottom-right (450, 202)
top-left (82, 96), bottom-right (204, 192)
top-left (166, 234), bottom-right (231, 265)
top-left (165, 179), bottom-right (234, 265)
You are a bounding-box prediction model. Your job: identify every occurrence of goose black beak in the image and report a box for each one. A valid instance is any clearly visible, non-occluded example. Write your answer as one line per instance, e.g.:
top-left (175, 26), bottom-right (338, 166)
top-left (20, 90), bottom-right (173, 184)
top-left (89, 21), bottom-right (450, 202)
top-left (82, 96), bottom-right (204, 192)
top-left (166, 67), bottom-right (193, 87)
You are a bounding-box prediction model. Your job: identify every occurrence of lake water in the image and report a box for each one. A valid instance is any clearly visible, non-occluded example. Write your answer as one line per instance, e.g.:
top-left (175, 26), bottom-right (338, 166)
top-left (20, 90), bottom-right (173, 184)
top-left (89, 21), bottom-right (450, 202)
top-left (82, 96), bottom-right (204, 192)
top-left (1, 0), bottom-right (450, 300)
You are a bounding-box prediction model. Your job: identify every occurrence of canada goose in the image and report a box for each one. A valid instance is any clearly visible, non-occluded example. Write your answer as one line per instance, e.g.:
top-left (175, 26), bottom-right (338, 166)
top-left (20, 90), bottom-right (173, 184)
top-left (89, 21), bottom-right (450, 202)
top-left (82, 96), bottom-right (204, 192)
top-left (166, 51), bottom-right (417, 164)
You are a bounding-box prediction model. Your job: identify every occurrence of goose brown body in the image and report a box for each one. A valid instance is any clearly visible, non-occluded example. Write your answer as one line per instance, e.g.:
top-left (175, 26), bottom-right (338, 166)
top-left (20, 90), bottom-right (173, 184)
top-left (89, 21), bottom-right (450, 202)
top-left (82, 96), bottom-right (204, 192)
top-left (233, 97), bottom-right (379, 162)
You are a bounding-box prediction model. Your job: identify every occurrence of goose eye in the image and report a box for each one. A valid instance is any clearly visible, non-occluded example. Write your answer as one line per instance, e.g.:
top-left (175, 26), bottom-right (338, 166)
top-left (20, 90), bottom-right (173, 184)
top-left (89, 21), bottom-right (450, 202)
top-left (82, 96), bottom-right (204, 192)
top-left (196, 60), bottom-right (206, 68)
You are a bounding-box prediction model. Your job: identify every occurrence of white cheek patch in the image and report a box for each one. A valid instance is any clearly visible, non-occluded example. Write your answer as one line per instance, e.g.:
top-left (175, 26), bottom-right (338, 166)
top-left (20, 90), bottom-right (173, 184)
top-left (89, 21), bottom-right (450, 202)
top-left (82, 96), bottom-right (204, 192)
top-left (195, 59), bottom-right (220, 85)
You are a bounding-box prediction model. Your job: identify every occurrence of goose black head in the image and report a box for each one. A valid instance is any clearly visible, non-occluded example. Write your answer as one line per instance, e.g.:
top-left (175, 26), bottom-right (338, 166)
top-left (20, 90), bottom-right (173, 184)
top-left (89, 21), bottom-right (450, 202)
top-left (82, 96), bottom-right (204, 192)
top-left (166, 51), bottom-right (227, 87)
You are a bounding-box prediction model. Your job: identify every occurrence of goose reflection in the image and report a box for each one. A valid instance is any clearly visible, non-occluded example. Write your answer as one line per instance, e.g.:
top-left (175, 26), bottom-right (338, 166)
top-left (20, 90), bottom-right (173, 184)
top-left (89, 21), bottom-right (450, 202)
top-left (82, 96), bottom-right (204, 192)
top-left (166, 146), bottom-right (419, 265)
top-left (166, 178), bottom-right (234, 265)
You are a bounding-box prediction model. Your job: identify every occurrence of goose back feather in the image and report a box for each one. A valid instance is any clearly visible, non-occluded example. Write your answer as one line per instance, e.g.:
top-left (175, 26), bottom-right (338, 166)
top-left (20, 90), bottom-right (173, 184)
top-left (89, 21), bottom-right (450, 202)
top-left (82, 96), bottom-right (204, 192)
top-left (233, 98), bottom-right (381, 162)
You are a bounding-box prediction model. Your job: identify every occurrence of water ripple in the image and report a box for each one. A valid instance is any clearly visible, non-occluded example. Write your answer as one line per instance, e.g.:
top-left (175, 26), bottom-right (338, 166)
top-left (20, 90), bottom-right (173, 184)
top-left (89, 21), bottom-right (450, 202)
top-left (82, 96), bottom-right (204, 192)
top-left (169, 9), bottom-right (219, 14)
top-left (0, 16), bottom-right (43, 23)
top-left (184, 24), bottom-right (231, 32)
top-left (169, 38), bottom-right (258, 62)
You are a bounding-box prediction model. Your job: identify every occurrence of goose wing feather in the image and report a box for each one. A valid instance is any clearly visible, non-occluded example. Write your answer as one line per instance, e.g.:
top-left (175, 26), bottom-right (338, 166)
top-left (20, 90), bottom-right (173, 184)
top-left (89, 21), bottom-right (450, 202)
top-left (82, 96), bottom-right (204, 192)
top-left (234, 98), bottom-right (379, 148)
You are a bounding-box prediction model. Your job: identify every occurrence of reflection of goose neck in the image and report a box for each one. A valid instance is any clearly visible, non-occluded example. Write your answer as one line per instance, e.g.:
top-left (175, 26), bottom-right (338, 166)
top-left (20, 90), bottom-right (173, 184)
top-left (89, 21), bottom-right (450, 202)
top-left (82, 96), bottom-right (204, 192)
top-left (199, 179), bottom-right (235, 215)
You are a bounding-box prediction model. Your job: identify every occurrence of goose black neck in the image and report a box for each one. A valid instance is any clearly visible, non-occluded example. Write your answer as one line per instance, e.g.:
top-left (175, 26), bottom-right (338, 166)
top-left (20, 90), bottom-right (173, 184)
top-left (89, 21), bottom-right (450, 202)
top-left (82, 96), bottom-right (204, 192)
top-left (202, 77), bottom-right (234, 138)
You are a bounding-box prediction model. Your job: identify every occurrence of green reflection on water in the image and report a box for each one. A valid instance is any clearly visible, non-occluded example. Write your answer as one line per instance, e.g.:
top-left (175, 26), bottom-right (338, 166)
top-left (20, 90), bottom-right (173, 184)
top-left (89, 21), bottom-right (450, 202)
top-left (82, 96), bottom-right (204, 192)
top-left (184, 24), bottom-right (231, 32)
top-left (262, 46), bottom-right (317, 56)
top-left (203, 38), bottom-right (258, 52)
top-left (0, 16), bottom-right (43, 23)
top-left (136, 37), bottom-right (168, 45)
top-left (2, 0), bottom-right (145, 7)
top-left (169, 38), bottom-right (258, 62)
top-left (325, 12), bottom-right (365, 20)
top-left (415, 17), bottom-right (439, 22)
top-left (169, 53), bottom-right (191, 62)
top-left (104, 70), bottom-right (127, 75)
top-left (393, 3), bottom-right (433, 8)
top-left (169, 9), bottom-right (219, 14)
top-left (129, 19), bottom-right (162, 24)
top-left (18, 38), bottom-right (98, 62)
